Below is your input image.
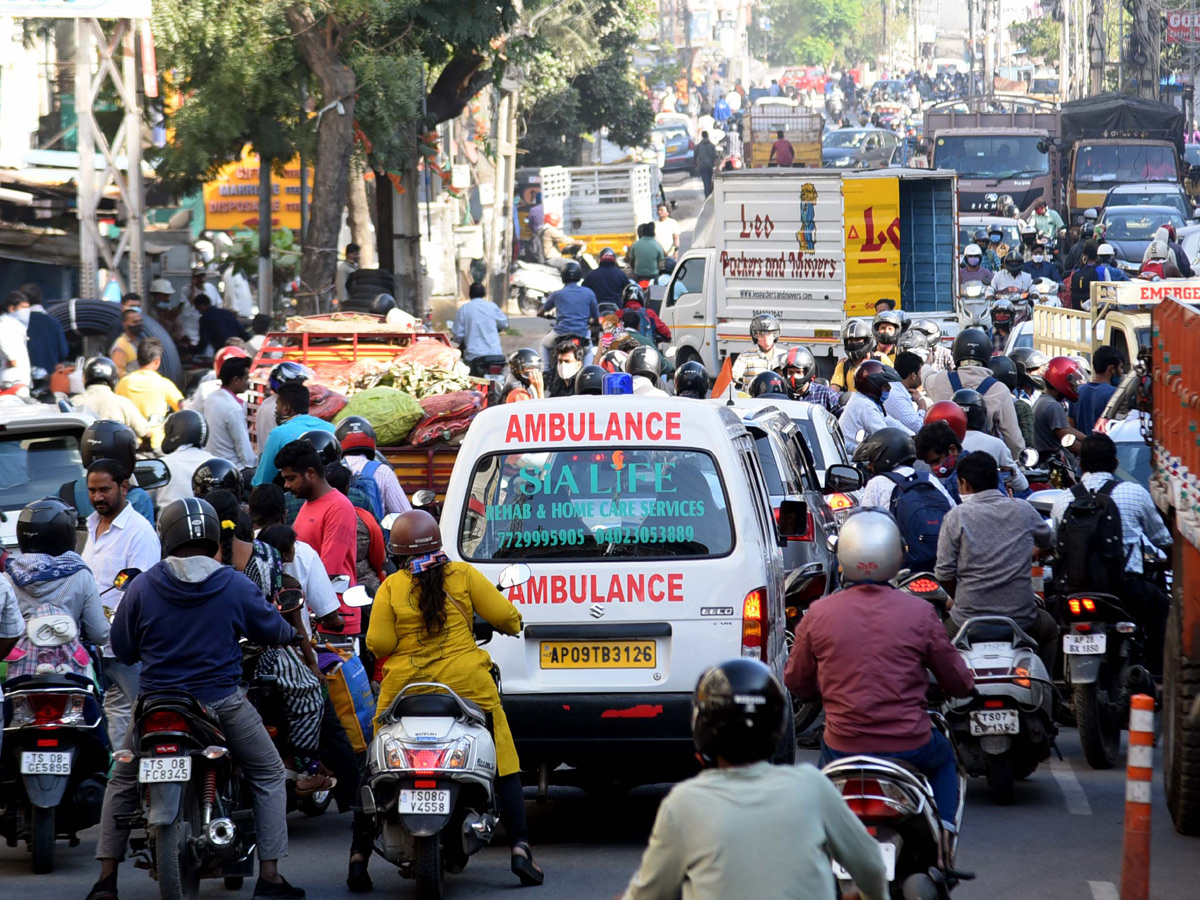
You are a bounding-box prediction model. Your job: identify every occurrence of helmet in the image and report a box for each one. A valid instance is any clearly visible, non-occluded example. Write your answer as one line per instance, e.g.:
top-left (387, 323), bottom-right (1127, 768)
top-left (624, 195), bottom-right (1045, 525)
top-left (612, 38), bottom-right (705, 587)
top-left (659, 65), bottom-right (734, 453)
top-left (748, 371), bottom-right (788, 397)
top-left (673, 361), bottom-right (710, 398)
top-left (161, 409), bottom-right (209, 455)
top-left (991, 297), bottom-right (1015, 329)
top-left (561, 261), bottom-right (583, 283)
top-left (913, 319), bottom-right (942, 344)
top-left (973, 228), bottom-right (988, 244)
top-left (749, 314), bottom-right (781, 344)
top-left (1148, 240), bottom-right (1169, 261)
top-left (389, 509), bottom-right (442, 555)
top-left (543, 212), bottom-right (560, 227)
top-left (1003, 251), bottom-right (1025, 273)
top-left (837, 509), bottom-right (905, 584)
top-left (853, 359), bottom-right (901, 398)
top-left (17, 497), bottom-right (77, 556)
top-left (575, 365), bottom-right (607, 396)
top-left (1044, 356), bottom-right (1084, 401)
top-left (872, 310), bottom-right (903, 347)
top-left (213, 345), bottom-right (249, 374)
top-left (780, 346), bottom-right (816, 392)
top-left (851, 426), bottom-right (917, 474)
top-left (1080, 222), bottom-right (1096, 240)
top-left (598, 247), bottom-right (617, 263)
top-left (896, 329), bottom-right (930, 357)
top-left (963, 243), bottom-right (983, 264)
top-left (951, 328), bottom-right (992, 367)
top-left (1097, 243), bottom-right (1116, 260)
top-left (335, 416), bottom-right (376, 456)
top-left (661, 257), bottom-right (676, 274)
top-left (302, 430), bottom-right (342, 467)
top-left (599, 349), bottom-right (628, 374)
top-left (268, 361), bottom-right (314, 393)
top-left (1083, 207), bottom-right (1099, 222)
top-left (626, 345), bottom-right (663, 380)
top-left (1166, 223), bottom-right (1179, 242)
top-left (842, 319), bottom-right (876, 362)
top-left (691, 658), bottom-right (788, 765)
top-left (987, 355), bottom-right (1019, 392)
top-left (988, 224), bottom-right (1003, 240)
top-left (83, 356), bottom-right (119, 388)
top-left (369, 293), bottom-right (396, 315)
top-left (926, 400), bottom-right (968, 442)
top-left (192, 458), bottom-right (244, 501)
top-left (951, 388), bottom-right (987, 431)
top-left (158, 498), bottom-right (221, 557)
top-left (621, 283), bottom-right (647, 306)
top-left (81, 420), bottom-right (138, 471)
top-left (508, 348), bottom-right (542, 385)
top-left (1011, 347), bottom-right (1049, 391)
top-left (1068, 354), bottom-right (1092, 380)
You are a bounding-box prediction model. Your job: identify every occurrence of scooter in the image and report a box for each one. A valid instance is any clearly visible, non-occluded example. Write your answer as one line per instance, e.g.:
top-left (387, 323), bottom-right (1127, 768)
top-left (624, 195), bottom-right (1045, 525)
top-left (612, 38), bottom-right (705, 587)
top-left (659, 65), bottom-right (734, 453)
top-left (359, 564), bottom-right (530, 899)
top-left (509, 245), bottom-right (595, 315)
top-left (957, 281), bottom-right (992, 332)
top-left (944, 617), bottom-right (1058, 805)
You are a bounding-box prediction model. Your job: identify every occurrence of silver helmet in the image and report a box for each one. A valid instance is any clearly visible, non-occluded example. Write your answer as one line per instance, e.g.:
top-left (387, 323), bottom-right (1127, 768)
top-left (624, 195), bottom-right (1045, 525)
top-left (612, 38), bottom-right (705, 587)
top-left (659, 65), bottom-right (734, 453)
top-left (837, 510), bottom-right (904, 584)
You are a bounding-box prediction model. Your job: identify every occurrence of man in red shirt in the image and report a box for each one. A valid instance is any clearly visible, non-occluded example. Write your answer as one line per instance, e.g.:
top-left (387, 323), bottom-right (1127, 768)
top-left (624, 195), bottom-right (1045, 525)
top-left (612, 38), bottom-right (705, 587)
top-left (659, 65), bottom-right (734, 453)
top-left (275, 438), bottom-right (362, 631)
top-left (785, 509), bottom-right (973, 833)
top-left (768, 130), bottom-right (795, 167)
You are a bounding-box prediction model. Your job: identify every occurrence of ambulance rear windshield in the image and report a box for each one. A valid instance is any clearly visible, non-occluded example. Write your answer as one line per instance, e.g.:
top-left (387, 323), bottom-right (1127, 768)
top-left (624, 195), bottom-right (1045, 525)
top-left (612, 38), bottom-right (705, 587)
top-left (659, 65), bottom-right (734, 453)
top-left (458, 448), bottom-right (734, 561)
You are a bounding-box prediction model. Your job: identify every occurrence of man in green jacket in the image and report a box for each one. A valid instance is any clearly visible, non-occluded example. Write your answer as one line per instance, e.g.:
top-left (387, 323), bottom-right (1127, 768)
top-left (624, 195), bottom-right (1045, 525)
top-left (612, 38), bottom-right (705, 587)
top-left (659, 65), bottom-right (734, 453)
top-left (628, 223), bottom-right (665, 281)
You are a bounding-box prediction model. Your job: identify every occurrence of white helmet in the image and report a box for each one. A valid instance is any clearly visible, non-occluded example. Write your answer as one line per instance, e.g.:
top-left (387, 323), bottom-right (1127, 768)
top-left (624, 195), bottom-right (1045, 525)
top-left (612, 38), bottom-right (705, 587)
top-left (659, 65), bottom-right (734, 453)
top-left (963, 243), bottom-right (983, 263)
top-left (1149, 240), bottom-right (1169, 261)
top-left (1096, 243), bottom-right (1115, 260)
top-left (836, 509), bottom-right (904, 584)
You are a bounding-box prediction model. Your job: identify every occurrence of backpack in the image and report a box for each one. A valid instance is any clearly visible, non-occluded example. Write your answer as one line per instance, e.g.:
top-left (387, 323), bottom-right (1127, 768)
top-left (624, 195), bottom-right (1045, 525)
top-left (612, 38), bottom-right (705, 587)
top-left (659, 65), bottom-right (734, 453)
top-left (622, 306), bottom-right (656, 339)
top-left (887, 472), bottom-right (954, 570)
top-left (1054, 480), bottom-right (1127, 593)
top-left (946, 371), bottom-right (997, 397)
top-left (351, 460), bottom-right (385, 521)
top-left (5, 602), bottom-right (93, 681)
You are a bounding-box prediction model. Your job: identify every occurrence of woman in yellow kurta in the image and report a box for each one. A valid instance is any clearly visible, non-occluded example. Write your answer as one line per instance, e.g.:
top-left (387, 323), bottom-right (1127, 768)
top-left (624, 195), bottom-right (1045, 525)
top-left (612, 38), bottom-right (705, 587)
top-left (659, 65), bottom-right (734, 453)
top-left (347, 509), bottom-right (544, 892)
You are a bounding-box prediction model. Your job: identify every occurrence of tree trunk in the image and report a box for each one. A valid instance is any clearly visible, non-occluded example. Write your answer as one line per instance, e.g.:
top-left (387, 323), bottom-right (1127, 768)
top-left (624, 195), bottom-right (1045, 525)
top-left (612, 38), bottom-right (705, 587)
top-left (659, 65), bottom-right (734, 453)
top-left (347, 162), bottom-right (375, 268)
top-left (285, 5), bottom-right (359, 314)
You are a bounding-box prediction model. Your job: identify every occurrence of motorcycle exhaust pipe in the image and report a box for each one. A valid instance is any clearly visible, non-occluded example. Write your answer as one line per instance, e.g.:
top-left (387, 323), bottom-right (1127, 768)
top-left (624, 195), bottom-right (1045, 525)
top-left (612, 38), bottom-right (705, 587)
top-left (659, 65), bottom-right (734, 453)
top-left (461, 812), bottom-right (496, 855)
top-left (1126, 665), bottom-right (1155, 698)
top-left (207, 818), bottom-right (237, 847)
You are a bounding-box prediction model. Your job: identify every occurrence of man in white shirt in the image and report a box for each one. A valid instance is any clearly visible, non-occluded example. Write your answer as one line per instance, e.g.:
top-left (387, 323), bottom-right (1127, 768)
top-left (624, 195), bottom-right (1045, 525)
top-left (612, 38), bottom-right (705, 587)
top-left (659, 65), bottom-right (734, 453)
top-left (0, 291), bottom-right (32, 390)
top-left (841, 361), bottom-right (913, 454)
top-left (81, 458), bottom-right (161, 750)
top-left (336, 244), bottom-right (361, 304)
top-left (883, 350), bottom-right (928, 433)
top-left (157, 410), bottom-right (214, 506)
top-left (202, 356), bottom-right (257, 473)
top-left (653, 203), bottom-right (680, 256)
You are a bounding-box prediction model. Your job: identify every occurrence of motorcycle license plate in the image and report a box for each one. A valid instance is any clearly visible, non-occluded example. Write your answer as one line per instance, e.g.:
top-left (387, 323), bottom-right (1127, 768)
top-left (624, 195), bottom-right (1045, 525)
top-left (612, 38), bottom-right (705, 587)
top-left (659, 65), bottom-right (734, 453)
top-left (399, 789), bottom-right (450, 815)
top-left (540, 640), bottom-right (656, 669)
top-left (833, 841), bottom-right (896, 882)
top-left (1063, 633), bottom-right (1107, 655)
top-left (138, 756), bottom-right (192, 783)
top-left (20, 751), bottom-right (71, 776)
top-left (969, 709), bottom-right (1020, 736)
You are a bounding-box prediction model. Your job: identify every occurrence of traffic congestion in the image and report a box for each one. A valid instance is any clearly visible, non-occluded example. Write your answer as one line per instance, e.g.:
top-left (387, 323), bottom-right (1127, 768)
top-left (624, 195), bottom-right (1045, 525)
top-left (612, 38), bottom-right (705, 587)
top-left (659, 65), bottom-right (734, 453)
top-left (6, 27), bottom-right (1200, 900)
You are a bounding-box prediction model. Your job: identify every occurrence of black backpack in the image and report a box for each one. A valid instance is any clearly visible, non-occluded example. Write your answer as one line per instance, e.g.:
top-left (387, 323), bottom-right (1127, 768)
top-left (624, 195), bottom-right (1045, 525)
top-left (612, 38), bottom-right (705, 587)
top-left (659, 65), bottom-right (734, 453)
top-left (887, 472), bottom-right (954, 571)
top-left (1055, 480), bottom-right (1127, 593)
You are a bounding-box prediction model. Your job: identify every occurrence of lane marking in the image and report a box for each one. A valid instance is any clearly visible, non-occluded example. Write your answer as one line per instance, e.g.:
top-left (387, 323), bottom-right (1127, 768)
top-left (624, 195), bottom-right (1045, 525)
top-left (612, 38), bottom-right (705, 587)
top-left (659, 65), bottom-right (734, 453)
top-left (1089, 881), bottom-right (1118, 900)
top-left (1050, 757), bottom-right (1093, 815)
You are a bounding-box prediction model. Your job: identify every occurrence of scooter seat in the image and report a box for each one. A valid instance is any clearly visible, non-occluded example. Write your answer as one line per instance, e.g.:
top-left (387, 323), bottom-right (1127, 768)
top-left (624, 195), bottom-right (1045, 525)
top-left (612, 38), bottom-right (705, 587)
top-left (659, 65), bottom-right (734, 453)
top-left (390, 692), bottom-right (488, 727)
top-left (954, 616), bottom-right (1039, 652)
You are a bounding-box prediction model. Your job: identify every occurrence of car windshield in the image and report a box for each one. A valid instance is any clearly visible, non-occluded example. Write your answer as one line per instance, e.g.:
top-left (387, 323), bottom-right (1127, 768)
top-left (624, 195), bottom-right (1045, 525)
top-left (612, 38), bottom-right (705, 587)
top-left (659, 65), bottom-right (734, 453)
top-left (1099, 209), bottom-right (1184, 239)
top-left (1108, 192), bottom-right (1188, 217)
top-left (1076, 144), bottom-right (1178, 183)
top-left (932, 135), bottom-right (1049, 179)
top-left (824, 130), bottom-right (867, 148)
top-left (959, 223), bottom-right (1021, 246)
top-left (458, 448), bottom-right (733, 560)
top-left (0, 430), bottom-right (85, 515)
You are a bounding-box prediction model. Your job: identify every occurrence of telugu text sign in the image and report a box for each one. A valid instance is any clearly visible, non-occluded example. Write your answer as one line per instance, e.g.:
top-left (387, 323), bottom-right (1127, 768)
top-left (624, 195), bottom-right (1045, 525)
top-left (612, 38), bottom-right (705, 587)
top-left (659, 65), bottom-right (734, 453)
top-left (0, 0), bottom-right (151, 16)
top-left (843, 176), bottom-right (901, 318)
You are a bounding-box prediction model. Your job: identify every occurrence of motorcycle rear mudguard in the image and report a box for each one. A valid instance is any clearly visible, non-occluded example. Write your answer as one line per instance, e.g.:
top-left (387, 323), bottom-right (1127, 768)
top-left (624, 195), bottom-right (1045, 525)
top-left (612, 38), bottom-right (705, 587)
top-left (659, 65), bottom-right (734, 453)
top-left (146, 783), bottom-right (184, 826)
top-left (401, 811), bottom-right (453, 839)
top-left (22, 772), bottom-right (70, 808)
top-left (1065, 654), bottom-right (1103, 686)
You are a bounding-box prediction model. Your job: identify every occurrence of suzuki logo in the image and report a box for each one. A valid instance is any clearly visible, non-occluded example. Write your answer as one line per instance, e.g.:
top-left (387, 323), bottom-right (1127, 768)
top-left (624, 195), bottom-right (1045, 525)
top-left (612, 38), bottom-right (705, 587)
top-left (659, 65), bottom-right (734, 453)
top-left (590, 605), bottom-right (605, 619)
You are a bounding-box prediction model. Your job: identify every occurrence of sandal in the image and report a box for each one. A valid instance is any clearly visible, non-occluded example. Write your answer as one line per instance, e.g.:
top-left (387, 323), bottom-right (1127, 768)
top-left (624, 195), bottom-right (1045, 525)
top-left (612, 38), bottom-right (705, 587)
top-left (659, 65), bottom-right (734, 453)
top-left (295, 773), bottom-right (336, 796)
top-left (510, 841), bottom-right (545, 887)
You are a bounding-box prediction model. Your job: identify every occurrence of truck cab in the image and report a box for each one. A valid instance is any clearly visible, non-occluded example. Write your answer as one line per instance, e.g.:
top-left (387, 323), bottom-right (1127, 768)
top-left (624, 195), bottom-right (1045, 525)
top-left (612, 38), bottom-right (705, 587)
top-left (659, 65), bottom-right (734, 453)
top-left (1067, 139), bottom-right (1182, 227)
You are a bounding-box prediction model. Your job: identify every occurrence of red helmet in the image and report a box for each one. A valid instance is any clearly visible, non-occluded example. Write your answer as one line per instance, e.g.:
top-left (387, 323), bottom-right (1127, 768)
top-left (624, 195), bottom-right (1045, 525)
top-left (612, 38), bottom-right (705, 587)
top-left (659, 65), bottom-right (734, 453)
top-left (1165, 223), bottom-right (1178, 242)
top-left (1044, 356), bottom-right (1085, 402)
top-left (213, 345), bottom-right (249, 373)
top-left (853, 359), bottom-right (901, 399)
top-left (925, 400), bottom-right (968, 443)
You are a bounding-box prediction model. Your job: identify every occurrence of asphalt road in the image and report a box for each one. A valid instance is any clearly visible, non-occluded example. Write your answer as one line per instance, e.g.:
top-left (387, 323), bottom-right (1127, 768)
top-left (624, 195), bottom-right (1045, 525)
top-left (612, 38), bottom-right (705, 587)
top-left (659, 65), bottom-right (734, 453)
top-left (5, 727), bottom-right (1199, 900)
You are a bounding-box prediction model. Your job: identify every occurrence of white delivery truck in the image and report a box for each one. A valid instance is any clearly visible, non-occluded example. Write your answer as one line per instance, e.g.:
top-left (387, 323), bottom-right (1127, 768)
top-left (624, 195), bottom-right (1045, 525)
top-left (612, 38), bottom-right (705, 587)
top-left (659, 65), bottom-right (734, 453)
top-left (660, 168), bottom-right (959, 377)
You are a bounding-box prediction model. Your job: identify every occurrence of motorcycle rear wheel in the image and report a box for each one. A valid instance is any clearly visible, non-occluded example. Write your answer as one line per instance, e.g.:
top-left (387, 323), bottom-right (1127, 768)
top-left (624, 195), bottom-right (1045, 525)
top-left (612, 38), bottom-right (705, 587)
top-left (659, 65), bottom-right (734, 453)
top-left (30, 806), bottom-right (55, 874)
top-left (297, 789), bottom-right (332, 817)
top-left (152, 788), bottom-right (202, 900)
top-left (1075, 672), bottom-right (1120, 770)
top-left (517, 288), bottom-right (542, 316)
top-left (413, 834), bottom-right (444, 900)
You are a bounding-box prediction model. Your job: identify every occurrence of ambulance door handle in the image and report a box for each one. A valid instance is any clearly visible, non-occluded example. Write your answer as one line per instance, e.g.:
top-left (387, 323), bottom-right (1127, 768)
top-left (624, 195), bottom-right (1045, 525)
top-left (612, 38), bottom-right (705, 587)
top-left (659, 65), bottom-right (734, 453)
top-left (693, 312), bottom-right (705, 318)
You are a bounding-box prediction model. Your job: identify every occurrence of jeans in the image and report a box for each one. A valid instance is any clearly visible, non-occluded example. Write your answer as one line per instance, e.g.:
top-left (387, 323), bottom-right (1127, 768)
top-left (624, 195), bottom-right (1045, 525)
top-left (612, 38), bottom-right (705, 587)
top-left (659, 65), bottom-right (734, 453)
top-left (96, 689), bottom-right (289, 861)
top-left (820, 730), bottom-right (960, 829)
top-left (699, 166), bottom-right (714, 196)
top-left (320, 693), bottom-right (361, 812)
top-left (102, 658), bottom-right (141, 752)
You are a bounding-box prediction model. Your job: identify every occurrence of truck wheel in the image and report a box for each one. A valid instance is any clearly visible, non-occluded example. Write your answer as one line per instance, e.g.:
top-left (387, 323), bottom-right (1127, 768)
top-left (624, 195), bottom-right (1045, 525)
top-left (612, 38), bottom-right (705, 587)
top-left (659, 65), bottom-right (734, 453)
top-left (1075, 673), bottom-right (1120, 770)
top-left (30, 806), bottom-right (55, 874)
top-left (1164, 596), bottom-right (1200, 833)
top-left (413, 834), bottom-right (444, 900)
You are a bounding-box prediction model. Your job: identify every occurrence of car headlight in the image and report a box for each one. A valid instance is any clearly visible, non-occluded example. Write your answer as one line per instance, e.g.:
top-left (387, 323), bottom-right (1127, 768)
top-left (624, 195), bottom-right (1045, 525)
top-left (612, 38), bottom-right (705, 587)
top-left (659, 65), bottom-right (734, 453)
top-left (832, 156), bottom-right (854, 167)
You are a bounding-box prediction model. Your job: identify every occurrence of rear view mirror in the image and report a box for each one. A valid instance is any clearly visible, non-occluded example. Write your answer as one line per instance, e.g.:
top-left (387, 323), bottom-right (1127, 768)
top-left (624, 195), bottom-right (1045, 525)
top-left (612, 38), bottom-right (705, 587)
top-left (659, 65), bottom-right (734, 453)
top-left (664, 345), bottom-right (678, 360)
top-left (855, 429), bottom-right (867, 443)
top-left (330, 575), bottom-right (351, 594)
top-left (825, 464), bottom-right (864, 493)
top-left (275, 587), bottom-right (305, 614)
top-left (134, 458), bottom-right (170, 491)
top-left (380, 513), bottom-right (401, 531)
top-left (497, 563), bottom-right (532, 590)
top-left (1020, 448), bottom-right (1040, 468)
top-left (1061, 434), bottom-right (1077, 449)
top-left (826, 534), bottom-right (839, 554)
top-left (342, 585), bottom-right (372, 608)
top-left (776, 498), bottom-right (809, 541)
top-left (411, 489), bottom-right (437, 509)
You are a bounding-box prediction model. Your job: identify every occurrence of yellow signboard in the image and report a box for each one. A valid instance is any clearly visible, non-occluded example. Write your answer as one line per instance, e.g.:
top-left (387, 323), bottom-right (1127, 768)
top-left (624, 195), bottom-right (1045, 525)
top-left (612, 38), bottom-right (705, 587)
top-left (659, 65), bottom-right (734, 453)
top-left (201, 150), bottom-right (312, 232)
top-left (842, 177), bottom-right (902, 318)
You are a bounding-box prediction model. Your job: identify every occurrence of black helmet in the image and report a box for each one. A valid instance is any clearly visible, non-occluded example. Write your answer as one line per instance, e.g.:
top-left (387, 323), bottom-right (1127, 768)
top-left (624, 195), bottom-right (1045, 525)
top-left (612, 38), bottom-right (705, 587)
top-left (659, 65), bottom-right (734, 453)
top-left (896, 329), bottom-right (930, 357)
top-left (626, 345), bottom-right (662, 380)
top-left (750, 313), bottom-right (781, 343)
top-left (991, 297), bottom-right (1015, 329)
top-left (692, 658), bottom-right (788, 765)
top-left (853, 359), bottom-right (901, 398)
top-left (192, 458), bottom-right (243, 501)
top-left (987, 355), bottom-right (1019, 391)
top-left (17, 497), bottom-right (77, 556)
top-left (1010, 347), bottom-right (1049, 391)
top-left (1080, 222), bottom-right (1095, 240)
top-left (851, 426), bottom-right (917, 474)
top-left (161, 409), bottom-right (209, 455)
top-left (302, 430), bottom-right (342, 467)
top-left (508, 348), bottom-right (542, 386)
top-left (561, 260), bottom-right (583, 283)
top-left (370, 293), bottom-right (396, 315)
top-left (951, 388), bottom-right (988, 431)
top-left (952, 327), bottom-right (992, 367)
top-left (158, 497), bottom-right (221, 557)
top-left (748, 371), bottom-right (788, 397)
top-left (574, 365), bottom-right (607, 396)
top-left (83, 356), bottom-right (119, 389)
top-left (335, 416), bottom-right (376, 456)
top-left (661, 256), bottom-right (676, 274)
top-left (1003, 251), bottom-right (1025, 273)
top-left (842, 319), bottom-right (876, 362)
top-left (973, 228), bottom-right (988, 244)
top-left (81, 420), bottom-right (138, 472)
top-left (268, 361), bottom-right (313, 393)
top-left (779, 346), bottom-right (816, 393)
top-left (872, 310), bottom-right (903, 348)
top-left (621, 283), bottom-right (647, 306)
top-left (673, 361), bottom-right (710, 398)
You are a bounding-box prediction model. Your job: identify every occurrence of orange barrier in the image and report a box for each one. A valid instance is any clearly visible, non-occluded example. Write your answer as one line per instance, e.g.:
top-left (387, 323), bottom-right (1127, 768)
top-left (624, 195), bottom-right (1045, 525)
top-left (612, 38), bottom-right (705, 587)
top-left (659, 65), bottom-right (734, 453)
top-left (1120, 693), bottom-right (1155, 900)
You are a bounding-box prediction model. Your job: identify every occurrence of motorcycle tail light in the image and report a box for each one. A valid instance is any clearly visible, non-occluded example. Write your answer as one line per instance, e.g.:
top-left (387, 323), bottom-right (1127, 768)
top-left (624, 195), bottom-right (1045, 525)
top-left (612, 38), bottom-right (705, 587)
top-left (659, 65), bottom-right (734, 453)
top-left (37, 738), bottom-right (59, 747)
top-left (1073, 623), bottom-right (1092, 634)
top-left (143, 710), bottom-right (188, 734)
top-left (406, 748), bottom-right (449, 774)
top-left (1068, 599), bottom-right (1080, 615)
top-left (741, 588), bottom-right (768, 661)
top-left (837, 778), bottom-right (909, 821)
top-left (906, 578), bottom-right (941, 594)
top-left (10, 693), bottom-right (86, 728)
top-left (1013, 665), bottom-right (1031, 688)
top-left (984, 699), bottom-right (1005, 709)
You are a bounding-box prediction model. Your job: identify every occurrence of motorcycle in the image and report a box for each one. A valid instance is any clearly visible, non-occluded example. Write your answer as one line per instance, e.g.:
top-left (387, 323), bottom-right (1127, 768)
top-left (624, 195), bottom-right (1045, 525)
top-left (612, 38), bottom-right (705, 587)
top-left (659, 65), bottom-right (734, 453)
top-left (359, 564), bottom-right (530, 899)
top-left (944, 617), bottom-right (1058, 804)
top-left (1029, 277), bottom-right (1061, 309)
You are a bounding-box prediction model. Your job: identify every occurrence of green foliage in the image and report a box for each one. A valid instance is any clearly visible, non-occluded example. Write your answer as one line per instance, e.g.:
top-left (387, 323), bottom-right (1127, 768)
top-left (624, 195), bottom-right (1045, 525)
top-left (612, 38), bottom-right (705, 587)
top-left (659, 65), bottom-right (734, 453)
top-left (1009, 18), bottom-right (1060, 64)
top-left (223, 228), bottom-right (301, 279)
top-left (751, 0), bottom-right (865, 66)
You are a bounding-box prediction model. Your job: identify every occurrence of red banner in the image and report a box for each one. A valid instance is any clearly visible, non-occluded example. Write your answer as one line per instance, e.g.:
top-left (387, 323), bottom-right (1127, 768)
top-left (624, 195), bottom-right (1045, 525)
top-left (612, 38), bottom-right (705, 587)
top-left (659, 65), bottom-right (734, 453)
top-left (1167, 12), bottom-right (1200, 45)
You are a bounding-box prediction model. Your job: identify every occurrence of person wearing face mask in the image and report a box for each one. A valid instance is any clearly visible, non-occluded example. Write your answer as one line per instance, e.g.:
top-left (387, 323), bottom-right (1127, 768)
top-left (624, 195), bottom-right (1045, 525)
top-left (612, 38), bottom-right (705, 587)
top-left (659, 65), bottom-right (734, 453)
top-left (109, 306), bottom-right (144, 375)
top-left (1073, 345), bottom-right (1126, 435)
top-left (915, 418), bottom-right (964, 503)
top-left (253, 381), bottom-right (336, 486)
top-left (1023, 241), bottom-right (1061, 283)
top-left (841, 360), bottom-right (912, 455)
top-left (0, 291), bottom-right (33, 391)
top-left (959, 243), bottom-right (993, 286)
top-left (545, 340), bottom-right (584, 398)
top-left (987, 225), bottom-right (1010, 264)
top-left (991, 251), bottom-right (1033, 295)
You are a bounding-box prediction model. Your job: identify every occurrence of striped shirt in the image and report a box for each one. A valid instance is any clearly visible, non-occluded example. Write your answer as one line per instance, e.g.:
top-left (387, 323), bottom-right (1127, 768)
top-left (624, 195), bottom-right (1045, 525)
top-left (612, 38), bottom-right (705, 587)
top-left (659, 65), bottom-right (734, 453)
top-left (1049, 473), bottom-right (1172, 575)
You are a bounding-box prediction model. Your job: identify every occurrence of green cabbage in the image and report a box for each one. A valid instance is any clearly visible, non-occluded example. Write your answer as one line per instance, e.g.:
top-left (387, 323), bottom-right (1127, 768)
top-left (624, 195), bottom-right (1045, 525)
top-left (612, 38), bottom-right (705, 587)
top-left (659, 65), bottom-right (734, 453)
top-left (333, 387), bottom-right (423, 446)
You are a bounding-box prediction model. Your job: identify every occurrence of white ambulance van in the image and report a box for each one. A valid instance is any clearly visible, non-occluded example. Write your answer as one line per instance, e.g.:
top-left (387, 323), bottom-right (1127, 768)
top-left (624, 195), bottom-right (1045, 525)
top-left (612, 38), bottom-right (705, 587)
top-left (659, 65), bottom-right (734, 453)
top-left (441, 396), bottom-right (803, 786)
